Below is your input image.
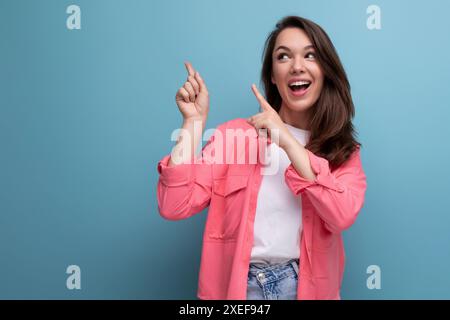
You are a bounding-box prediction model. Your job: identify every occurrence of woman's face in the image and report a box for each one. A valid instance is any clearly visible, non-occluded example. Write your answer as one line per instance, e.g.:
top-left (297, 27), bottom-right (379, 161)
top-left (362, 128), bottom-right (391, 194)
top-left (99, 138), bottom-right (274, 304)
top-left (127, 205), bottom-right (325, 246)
top-left (271, 27), bottom-right (324, 115)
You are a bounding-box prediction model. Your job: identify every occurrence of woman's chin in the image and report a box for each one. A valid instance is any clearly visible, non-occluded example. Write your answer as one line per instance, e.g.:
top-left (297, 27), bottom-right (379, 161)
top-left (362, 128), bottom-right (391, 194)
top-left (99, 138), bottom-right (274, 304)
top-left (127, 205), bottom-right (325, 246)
top-left (281, 98), bottom-right (314, 113)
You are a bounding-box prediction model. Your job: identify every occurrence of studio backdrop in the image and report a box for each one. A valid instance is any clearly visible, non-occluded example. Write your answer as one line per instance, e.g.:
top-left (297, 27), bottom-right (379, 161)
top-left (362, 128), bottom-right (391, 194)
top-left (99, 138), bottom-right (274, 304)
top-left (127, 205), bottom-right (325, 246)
top-left (1, 0), bottom-right (450, 299)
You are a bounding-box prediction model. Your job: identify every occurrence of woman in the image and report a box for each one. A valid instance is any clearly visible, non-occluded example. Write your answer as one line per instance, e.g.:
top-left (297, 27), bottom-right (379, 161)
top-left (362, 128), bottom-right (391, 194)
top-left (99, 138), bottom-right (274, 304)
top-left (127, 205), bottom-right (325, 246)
top-left (157, 15), bottom-right (367, 300)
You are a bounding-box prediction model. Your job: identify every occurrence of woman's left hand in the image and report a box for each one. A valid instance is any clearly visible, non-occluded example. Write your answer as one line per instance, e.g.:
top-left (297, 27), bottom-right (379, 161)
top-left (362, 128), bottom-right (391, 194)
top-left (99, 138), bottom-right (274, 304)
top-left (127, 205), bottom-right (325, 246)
top-left (247, 84), bottom-right (295, 150)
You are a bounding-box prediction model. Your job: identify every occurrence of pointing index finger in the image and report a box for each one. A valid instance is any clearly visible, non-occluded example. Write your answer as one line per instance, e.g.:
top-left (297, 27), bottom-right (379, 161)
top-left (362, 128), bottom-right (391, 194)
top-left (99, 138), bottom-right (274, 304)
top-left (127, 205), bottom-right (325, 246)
top-left (184, 61), bottom-right (196, 77)
top-left (251, 84), bottom-right (269, 111)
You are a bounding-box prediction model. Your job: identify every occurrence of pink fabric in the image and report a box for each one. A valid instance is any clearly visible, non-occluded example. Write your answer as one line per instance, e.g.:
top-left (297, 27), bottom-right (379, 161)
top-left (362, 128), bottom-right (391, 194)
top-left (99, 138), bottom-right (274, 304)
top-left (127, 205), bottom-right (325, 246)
top-left (156, 118), bottom-right (367, 300)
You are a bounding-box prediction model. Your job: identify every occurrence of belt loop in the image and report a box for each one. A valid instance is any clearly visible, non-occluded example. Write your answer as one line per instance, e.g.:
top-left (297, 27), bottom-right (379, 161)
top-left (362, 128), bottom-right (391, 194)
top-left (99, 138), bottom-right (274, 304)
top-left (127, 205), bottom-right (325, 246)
top-left (290, 259), bottom-right (299, 276)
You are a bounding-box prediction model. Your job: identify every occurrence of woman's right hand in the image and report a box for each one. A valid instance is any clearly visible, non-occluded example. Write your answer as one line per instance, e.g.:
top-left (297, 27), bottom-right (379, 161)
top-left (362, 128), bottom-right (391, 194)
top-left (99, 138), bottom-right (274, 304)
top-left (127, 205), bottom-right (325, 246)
top-left (175, 62), bottom-right (209, 122)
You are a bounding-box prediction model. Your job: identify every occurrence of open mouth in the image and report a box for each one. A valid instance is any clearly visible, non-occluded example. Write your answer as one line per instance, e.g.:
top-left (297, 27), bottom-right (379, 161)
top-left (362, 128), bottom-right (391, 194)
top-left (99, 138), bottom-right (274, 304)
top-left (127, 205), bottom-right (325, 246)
top-left (288, 81), bottom-right (311, 92)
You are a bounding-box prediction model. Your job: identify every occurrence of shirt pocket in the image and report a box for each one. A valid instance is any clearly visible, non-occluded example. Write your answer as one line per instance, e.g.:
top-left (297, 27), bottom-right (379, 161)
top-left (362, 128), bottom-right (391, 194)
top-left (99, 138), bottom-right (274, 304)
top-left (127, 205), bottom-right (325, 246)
top-left (207, 175), bottom-right (249, 241)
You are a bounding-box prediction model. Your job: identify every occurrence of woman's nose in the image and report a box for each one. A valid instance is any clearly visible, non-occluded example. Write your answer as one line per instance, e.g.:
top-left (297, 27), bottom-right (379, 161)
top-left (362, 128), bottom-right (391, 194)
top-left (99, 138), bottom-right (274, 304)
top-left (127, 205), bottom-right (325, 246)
top-left (290, 58), bottom-right (306, 73)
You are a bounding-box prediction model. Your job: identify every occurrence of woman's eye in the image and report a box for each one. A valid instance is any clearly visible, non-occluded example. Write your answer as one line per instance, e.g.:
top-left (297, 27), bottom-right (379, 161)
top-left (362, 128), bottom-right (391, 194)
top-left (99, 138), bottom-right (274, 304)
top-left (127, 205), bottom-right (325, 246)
top-left (277, 52), bottom-right (316, 60)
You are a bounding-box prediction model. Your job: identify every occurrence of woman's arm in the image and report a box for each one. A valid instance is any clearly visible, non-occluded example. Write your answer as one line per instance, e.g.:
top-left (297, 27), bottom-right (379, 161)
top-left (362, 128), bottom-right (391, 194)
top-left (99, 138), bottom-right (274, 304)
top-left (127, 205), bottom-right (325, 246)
top-left (157, 61), bottom-right (212, 220)
top-left (283, 136), bottom-right (317, 182)
top-left (168, 117), bottom-right (207, 166)
top-left (157, 121), bottom-right (218, 221)
top-left (283, 142), bottom-right (367, 234)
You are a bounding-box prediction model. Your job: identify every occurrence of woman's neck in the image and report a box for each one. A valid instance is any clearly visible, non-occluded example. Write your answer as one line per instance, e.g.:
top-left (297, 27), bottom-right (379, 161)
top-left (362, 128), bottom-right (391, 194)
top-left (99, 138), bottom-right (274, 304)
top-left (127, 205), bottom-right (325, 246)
top-left (278, 103), bottom-right (310, 131)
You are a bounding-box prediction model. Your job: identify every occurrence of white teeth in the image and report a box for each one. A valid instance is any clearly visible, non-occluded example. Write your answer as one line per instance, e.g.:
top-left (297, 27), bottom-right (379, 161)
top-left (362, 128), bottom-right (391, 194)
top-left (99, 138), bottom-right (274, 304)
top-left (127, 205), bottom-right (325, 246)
top-left (289, 80), bottom-right (311, 86)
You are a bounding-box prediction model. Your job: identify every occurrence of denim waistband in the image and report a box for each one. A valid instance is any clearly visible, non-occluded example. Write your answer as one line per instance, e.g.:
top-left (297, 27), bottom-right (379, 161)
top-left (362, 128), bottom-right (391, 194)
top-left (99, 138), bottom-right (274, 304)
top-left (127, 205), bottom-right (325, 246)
top-left (248, 258), bottom-right (299, 282)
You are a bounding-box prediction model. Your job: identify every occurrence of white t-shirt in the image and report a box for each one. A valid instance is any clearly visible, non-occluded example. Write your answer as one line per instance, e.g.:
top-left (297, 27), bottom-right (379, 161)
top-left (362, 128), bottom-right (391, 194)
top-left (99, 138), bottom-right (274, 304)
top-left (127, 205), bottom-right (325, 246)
top-left (250, 123), bottom-right (311, 265)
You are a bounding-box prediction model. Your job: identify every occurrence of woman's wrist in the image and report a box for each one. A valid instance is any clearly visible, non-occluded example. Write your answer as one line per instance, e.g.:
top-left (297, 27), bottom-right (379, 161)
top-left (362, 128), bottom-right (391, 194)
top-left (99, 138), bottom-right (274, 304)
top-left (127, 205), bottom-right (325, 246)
top-left (183, 116), bottom-right (207, 133)
top-left (280, 132), bottom-right (298, 152)
top-left (184, 115), bottom-right (207, 124)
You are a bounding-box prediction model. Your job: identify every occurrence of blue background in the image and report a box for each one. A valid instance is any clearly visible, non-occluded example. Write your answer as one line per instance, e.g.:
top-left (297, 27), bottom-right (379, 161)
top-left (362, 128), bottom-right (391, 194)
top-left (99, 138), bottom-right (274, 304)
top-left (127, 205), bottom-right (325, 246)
top-left (1, 0), bottom-right (449, 299)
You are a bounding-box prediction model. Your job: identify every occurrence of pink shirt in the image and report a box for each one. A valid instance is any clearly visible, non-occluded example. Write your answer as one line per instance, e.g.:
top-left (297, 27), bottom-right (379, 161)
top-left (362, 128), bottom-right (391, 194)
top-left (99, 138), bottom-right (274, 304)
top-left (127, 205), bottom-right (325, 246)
top-left (156, 118), bottom-right (367, 300)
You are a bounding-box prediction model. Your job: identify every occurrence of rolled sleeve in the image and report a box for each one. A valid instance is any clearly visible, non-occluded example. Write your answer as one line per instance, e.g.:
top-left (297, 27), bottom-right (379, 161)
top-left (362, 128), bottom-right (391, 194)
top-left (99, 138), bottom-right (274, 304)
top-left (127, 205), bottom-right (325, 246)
top-left (284, 149), bottom-right (345, 195)
top-left (284, 147), bottom-right (367, 233)
top-left (157, 154), bottom-right (194, 187)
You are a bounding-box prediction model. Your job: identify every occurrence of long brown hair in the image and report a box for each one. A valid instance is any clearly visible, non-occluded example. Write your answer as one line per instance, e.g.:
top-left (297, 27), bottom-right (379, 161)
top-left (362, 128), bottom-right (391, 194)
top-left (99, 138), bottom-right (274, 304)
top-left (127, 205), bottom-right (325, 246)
top-left (261, 16), bottom-right (361, 170)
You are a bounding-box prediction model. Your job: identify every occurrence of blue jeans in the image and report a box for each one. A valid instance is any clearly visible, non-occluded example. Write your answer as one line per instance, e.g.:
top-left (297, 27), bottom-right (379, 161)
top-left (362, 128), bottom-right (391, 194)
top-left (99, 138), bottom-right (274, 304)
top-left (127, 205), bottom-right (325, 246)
top-left (246, 259), bottom-right (299, 300)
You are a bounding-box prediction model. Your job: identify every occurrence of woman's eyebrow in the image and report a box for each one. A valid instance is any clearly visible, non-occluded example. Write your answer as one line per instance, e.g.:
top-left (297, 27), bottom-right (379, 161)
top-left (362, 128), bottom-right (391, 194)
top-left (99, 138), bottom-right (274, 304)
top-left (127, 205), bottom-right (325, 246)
top-left (275, 44), bottom-right (315, 52)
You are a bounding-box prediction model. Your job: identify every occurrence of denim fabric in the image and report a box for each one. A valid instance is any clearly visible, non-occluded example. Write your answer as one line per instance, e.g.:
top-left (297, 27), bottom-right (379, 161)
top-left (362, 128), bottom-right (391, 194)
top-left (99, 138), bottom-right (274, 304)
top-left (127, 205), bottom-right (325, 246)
top-left (246, 259), bottom-right (299, 300)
